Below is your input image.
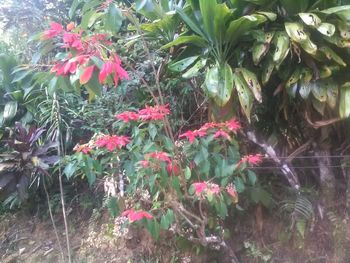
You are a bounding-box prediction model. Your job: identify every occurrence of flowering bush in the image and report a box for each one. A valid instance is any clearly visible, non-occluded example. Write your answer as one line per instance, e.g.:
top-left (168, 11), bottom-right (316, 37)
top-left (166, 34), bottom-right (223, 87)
top-left (68, 102), bottom-right (262, 247)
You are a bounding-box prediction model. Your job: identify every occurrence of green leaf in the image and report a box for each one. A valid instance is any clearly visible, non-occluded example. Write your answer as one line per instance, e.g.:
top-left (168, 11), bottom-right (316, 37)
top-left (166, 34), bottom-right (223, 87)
top-left (261, 56), bottom-right (275, 85)
top-left (162, 35), bottom-right (207, 49)
top-left (107, 197), bottom-right (120, 218)
top-left (147, 219), bottom-right (160, 240)
top-left (296, 219), bottom-right (306, 238)
top-left (48, 76), bottom-right (58, 96)
top-left (326, 80), bottom-right (338, 109)
top-left (272, 31), bottom-right (290, 66)
top-left (285, 22), bottom-right (317, 54)
top-left (63, 162), bottom-right (76, 179)
top-left (299, 13), bottom-right (321, 27)
top-left (319, 46), bottom-right (346, 66)
top-left (240, 68), bottom-right (262, 103)
top-left (311, 80), bottom-right (327, 102)
top-left (317, 23), bottom-right (335, 37)
top-left (202, 63), bottom-right (234, 106)
top-left (175, 6), bottom-right (206, 38)
top-left (148, 123), bottom-right (157, 139)
top-left (182, 59), bottom-right (207, 78)
top-left (280, 0), bottom-right (309, 14)
top-left (339, 82), bottom-right (350, 118)
top-left (69, 0), bottom-right (82, 19)
top-left (104, 4), bottom-right (124, 34)
top-left (233, 71), bottom-right (253, 122)
top-left (3, 101), bottom-right (17, 121)
top-left (185, 166), bottom-right (191, 180)
top-left (247, 170), bottom-right (257, 185)
top-left (168, 56), bottom-right (199, 72)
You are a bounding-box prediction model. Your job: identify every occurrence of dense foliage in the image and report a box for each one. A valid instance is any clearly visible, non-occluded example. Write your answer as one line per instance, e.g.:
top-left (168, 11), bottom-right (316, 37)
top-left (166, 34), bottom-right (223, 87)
top-left (1, 0), bottom-right (350, 262)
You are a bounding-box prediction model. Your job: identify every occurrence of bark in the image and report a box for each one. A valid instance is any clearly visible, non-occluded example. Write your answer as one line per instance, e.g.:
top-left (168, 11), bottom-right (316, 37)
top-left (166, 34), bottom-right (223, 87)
top-left (314, 149), bottom-right (336, 208)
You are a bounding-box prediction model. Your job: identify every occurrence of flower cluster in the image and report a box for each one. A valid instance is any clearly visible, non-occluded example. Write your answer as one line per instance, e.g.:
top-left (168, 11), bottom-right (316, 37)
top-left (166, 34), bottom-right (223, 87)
top-left (179, 118), bottom-right (241, 143)
top-left (94, 135), bottom-right (130, 151)
top-left (193, 182), bottom-right (239, 201)
top-left (139, 151), bottom-right (180, 176)
top-left (73, 134), bottom-right (130, 154)
top-left (42, 21), bottom-right (128, 87)
top-left (237, 154), bottom-right (263, 167)
top-left (116, 104), bottom-right (171, 123)
top-left (122, 209), bottom-right (153, 222)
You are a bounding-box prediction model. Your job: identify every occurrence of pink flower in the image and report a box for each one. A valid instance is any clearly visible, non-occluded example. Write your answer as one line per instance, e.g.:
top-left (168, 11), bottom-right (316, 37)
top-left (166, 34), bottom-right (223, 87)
top-left (213, 130), bottom-right (231, 140)
top-left (199, 122), bottom-right (220, 132)
top-left (207, 183), bottom-right (220, 195)
top-left (225, 119), bottom-right (241, 132)
top-left (63, 32), bottom-right (84, 51)
top-left (193, 182), bottom-right (221, 197)
top-left (42, 22), bottom-right (63, 39)
top-left (122, 209), bottom-right (153, 222)
top-left (94, 135), bottom-right (130, 151)
top-left (238, 154), bottom-right (263, 166)
top-left (145, 151), bottom-right (171, 163)
top-left (138, 104), bottom-right (170, 121)
top-left (116, 111), bottom-right (140, 123)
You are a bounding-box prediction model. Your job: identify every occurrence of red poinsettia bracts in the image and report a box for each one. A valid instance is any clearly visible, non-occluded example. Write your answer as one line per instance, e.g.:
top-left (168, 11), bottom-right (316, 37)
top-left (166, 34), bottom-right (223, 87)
top-left (99, 55), bottom-right (129, 86)
top-left (94, 135), bottom-right (130, 151)
top-left (42, 22), bottom-right (63, 40)
top-left (166, 162), bottom-right (181, 176)
top-left (116, 104), bottom-right (171, 123)
top-left (179, 118), bottom-right (240, 143)
top-left (122, 209), bottom-right (153, 222)
top-left (73, 143), bottom-right (92, 154)
top-left (238, 154), bottom-right (263, 167)
top-left (138, 104), bottom-right (170, 121)
top-left (42, 21), bottom-right (128, 88)
top-left (193, 182), bottom-right (221, 197)
top-left (145, 151), bottom-right (171, 163)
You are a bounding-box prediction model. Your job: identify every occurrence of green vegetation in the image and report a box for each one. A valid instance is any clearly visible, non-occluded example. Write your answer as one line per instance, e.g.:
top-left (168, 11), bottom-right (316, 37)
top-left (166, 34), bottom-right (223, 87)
top-left (1, 0), bottom-right (350, 262)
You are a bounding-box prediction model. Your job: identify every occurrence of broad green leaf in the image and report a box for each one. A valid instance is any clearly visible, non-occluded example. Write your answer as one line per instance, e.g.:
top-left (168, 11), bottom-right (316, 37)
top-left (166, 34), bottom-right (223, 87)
top-left (182, 59), bottom-right (207, 78)
top-left (185, 166), bottom-right (191, 180)
top-left (104, 4), bottom-right (124, 34)
top-left (240, 68), bottom-right (262, 103)
top-left (339, 82), bottom-right (350, 118)
top-left (286, 68), bottom-right (301, 89)
top-left (285, 22), bottom-right (317, 54)
top-left (319, 46), bottom-right (346, 66)
top-left (311, 95), bottom-right (326, 115)
top-left (326, 80), bottom-right (338, 109)
top-left (299, 68), bottom-right (313, 99)
top-left (202, 63), bottom-right (234, 106)
top-left (3, 101), bottom-right (17, 121)
top-left (48, 76), bottom-right (58, 96)
top-left (311, 81), bottom-right (327, 102)
top-left (339, 21), bottom-right (350, 40)
top-left (69, 0), bottom-right (82, 19)
top-left (280, 0), bottom-right (309, 14)
top-left (63, 162), bottom-right (77, 179)
top-left (175, 6), bottom-right (206, 38)
top-left (81, 9), bottom-right (96, 29)
top-left (168, 56), bottom-right (199, 72)
top-left (317, 23), bottom-right (335, 37)
top-left (233, 72), bottom-right (253, 122)
top-left (261, 56), bottom-right (275, 85)
top-left (272, 31), bottom-right (290, 66)
top-left (162, 35), bottom-right (207, 49)
top-left (299, 13), bottom-right (321, 27)
top-left (199, 0), bottom-right (217, 42)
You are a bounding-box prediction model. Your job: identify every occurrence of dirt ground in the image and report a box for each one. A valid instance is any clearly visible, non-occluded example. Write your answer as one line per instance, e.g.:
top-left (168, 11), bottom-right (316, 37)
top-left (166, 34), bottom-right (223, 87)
top-left (1, 205), bottom-right (350, 263)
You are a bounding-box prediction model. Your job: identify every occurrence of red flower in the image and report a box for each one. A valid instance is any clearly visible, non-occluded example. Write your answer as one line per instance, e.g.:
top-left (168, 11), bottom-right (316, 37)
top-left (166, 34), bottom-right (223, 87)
top-left (80, 65), bottom-right (95, 84)
top-left (73, 143), bottom-right (92, 154)
top-left (42, 22), bottom-right (63, 39)
top-left (145, 151), bottom-right (171, 163)
top-left (95, 135), bottom-right (130, 151)
top-left (213, 129), bottom-right (231, 140)
top-left (138, 104), bottom-right (170, 121)
top-left (226, 184), bottom-right (238, 203)
top-left (179, 128), bottom-right (206, 143)
top-left (225, 119), bottom-right (241, 132)
top-left (63, 32), bottom-right (84, 51)
top-left (238, 154), bottom-right (263, 166)
top-left (166, 162), bottom-right (181, 176)
top-left (179, 130), bottom-right (197, 143)
top-left (199, 122), bottom-right (220, 132)
top-left (116, 111), bottom-right (140, 123)
top-left (193, 182), bottom-right (221, 197)
top-left (139, 160), bottom-right (150, 168)
top-left (99, 55), bottom-right (129, 86)
top-left (193, 182), bottom-right (207, 195)
top-left (122, 209), bottom-right (153, 222)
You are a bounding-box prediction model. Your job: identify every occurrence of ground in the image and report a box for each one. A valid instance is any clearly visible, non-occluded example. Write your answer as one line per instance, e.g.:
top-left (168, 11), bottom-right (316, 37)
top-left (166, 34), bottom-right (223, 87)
top-left (1, 204), bottom-right (350, 263)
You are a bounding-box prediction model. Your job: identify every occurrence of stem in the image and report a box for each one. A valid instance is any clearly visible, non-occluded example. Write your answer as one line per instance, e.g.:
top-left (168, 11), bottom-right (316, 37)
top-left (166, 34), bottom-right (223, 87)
top-left (43, 178), bottom-right (64, 261)
top-left (53, 92), bottom-right (72, 263)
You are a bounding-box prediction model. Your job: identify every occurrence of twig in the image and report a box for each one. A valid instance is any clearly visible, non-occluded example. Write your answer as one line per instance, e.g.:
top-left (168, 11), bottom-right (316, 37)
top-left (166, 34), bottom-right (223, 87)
top-left (43, 179), bottom-right (64, 261)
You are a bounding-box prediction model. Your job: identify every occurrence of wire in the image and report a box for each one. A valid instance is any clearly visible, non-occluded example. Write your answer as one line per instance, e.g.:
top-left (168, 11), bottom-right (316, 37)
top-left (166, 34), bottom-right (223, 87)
top-left (248, 165), bottom-right (350, 170)
top-left (259, 155), bottom-right (350, 160)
